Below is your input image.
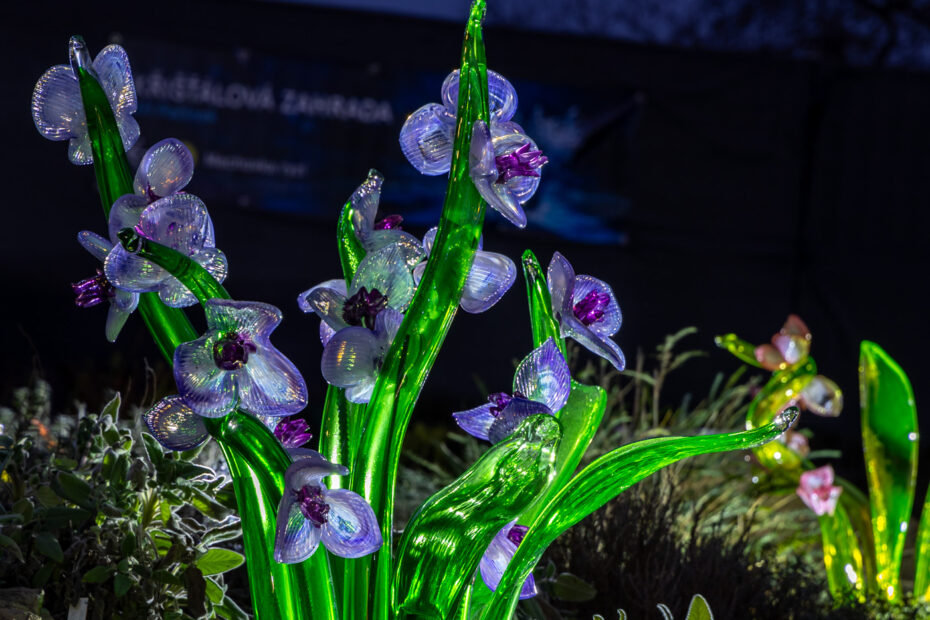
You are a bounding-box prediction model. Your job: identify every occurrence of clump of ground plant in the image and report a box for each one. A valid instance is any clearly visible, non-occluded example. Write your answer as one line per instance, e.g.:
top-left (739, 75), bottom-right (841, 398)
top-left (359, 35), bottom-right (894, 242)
top-left (0, 379), bottom-right (250, 620)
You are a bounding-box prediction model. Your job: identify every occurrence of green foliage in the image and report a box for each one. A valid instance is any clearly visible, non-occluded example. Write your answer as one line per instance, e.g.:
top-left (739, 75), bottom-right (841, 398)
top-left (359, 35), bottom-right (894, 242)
top-left (0, 381), bottom-right (249, 619)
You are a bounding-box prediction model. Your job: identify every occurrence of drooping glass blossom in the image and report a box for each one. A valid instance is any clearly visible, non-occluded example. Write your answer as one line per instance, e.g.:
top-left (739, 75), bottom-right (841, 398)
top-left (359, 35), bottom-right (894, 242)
top-left (274, 450), bottom-right (382, 563)
top-left (478, 520), bottom-right (537, 599)
top-left (797, 465), bottom-right (843, 516)
top-left (320, 309), bottom-right (404, 404)
top-left (103, 192), bottom-right (228, 308)
top-left (413, 227), bottom-right (515, 313)
top-left (454, 338), bottom-right (569, 444)
top-left (174, 300), bottom-right (308, 418)
top-left (755, 315), bottom-right (843, 417)
top-left (348, 169), bottom-right (423, 266)
top-left (274, 416), bottom-right (314, 449)
top-left (73, 232), bottom-right (139, 342)
top-left (32, 36), bottom-right (139, 165)
top-left (298, 242), bottom-right (418, 345)
top-left (142, 394), bottom-right (209, 452)
top-left (547, 252), bottom-right (625, 371)
top-left (399, 69), bottom-right (546, 227)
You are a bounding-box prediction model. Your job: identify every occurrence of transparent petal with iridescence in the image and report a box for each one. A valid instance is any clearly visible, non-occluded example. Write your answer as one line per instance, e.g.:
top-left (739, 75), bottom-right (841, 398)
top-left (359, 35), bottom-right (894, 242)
top-left (561, 314), bottom-right (626, 372)
top-left (488, 398), bottom-right (553, 444)
top-left (143, 395), bottom-right (209, 451)
top-left (137, 193), bottom-right (214, 256)
top-left (572, 275), bottom-right (621, 337)
top-left (461, 250), bottom-right (516, 313)
top-left (104, 245), bottom-right (168, 293)
top-left (298, 281), bottom-right (350, 332)
top-left (93, 45), bottom-right (138, 152)
top-left (349, 169), bottom-right (384, 236)
top-left (800, 375), bottom-right (843, 417)
top-left (204, 299), bottom-right (282, 338)
top-left (320, 327), bottom-right (379, 391)
top-left (513, 338), bottom-right (570, 413)
top-left (237, 346), bottom-right (309, 417)
top-left (77, 231), bottom-right (112, 262)
top-left (442, 69), bottom-right (518, 123)
top-left (173, 334), bottom-right (237, 418)
top-left (32, 64), bottom-right (86, 155)
top-left (108, 194), bottom-right (148, 243)
top-left (398, 103), bottom-right (456, 175)
top-left (478, 522), bottom-right (537, 599)
top-left (452, 403), bottom-right (497, 441)
top-left (351, 243), bottom-right (416, 312)
top-left (320, 488), bottom-right (383, 558)
top-left (135, 138), bottom-right (194, 198)
top-left (274, 491), bottom-right (322, 564)
top-left (546, 251), bottom-right (576, 319)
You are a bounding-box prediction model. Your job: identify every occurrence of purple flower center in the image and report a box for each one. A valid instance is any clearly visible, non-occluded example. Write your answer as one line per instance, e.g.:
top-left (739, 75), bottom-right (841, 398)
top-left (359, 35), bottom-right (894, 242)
top-left (342, 287), bottom-right (388, 329)
top-left (374, 214), bottom-right (404, 230)
top-left (274, 417), bottom-right (314, 448)
top-left (295, 485), bottom-right (330, 527)
top-left (212, 332), bottom-right (257, 371)
top-left (507, 524), bottom-right (528, 546)
top-left (572, 289), bottom-right (610, 326)
top-left (72, 269), bottom-right (114, 308)
top-left (495, 143), bottom-right (548, 184)
top-left (487, 391), bottom-right (526, 417)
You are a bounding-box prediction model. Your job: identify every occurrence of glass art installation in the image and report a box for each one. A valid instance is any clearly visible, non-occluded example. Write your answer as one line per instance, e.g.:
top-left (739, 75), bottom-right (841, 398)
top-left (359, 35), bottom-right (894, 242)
top-left (32, 1), bottom-right (930, 618)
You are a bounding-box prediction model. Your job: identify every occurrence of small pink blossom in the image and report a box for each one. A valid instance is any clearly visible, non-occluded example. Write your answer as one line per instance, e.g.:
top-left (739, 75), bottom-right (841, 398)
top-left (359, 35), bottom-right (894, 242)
top-left (784, 430), bottom-right (810, 457)
top-left (797, 465), bottom-right (842, 516)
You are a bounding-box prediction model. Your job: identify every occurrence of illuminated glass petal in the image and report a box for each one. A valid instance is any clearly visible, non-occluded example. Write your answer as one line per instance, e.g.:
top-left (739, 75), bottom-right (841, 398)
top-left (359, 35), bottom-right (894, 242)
top-left (461, 250), bottom-right (515, 314)
top-left (320, 327), bottom-right (379, 397)
top-left (755, 344), bottom-right (786, 371)
top-left (108, 194), bottom-right (148, 242)
top-left (298, 279), bottom-right (350, 332)
top-left (285, 450), bottom-right (349, 488)
top-left (513, 338), bottom-right (570, 413)
top-left (157, 248), bottom-right (228, 308)
top-left (453, 403), bottom-right (497, 441)
top-left (399, 103), bottom-right (456, 175)
top-left (105, 290), bottom-right (139, 343)
top-left (134, 138), bottom-right (194, 198)
top-left (546, 251), bottom-right (576, 318)
top-left (93, 45), bottom-right (139, 152)
top-left (274, 491), bottom-right (322, 564)
top-left (572, 275), bottom-right (621, 337)
top-left (143, 395), bottom-right (209, 451)
top-left (800, 375), bottom-right (843, 417)
top-left (31, 64), bottom-right (91, 164)
top-left (104, 245), bottom-right (167, 292)
top-left (77, 230), bottom-right (112, 262)
top-left (442, 69), bottom-right (518, 123)
top-left (137, 193), bottom-right (214, 256)
top-left (320, 488), bottom-right (383, 559)
top-left (797, 465), bottom-right (842, 516)
top-left (351, 243), bottom-right (416, 312)
top-left (561, 314), bottom-right (626, 371)
top-left (173, 333), bottom-right (237, 418)
top-left (237, 346), bottom-right (309, 417)
top-left (478, 522), bottom-right (537, 599)
top-left (349, 169), bottom-right (384, 236)
top-left (204, 299), bottom-right (282, 337)
top-left (488, 398), bottom-right (553, 444)
top-left (493, 131), bottom-right (542, 203)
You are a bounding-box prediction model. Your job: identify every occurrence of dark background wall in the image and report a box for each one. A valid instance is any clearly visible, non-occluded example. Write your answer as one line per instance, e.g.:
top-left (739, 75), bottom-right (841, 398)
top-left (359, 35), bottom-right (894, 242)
top-left (4, 1), bottom-right (930, 492)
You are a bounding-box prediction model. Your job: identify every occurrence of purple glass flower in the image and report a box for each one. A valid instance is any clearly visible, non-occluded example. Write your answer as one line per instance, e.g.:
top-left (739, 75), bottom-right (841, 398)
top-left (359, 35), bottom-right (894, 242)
top-left (348, 170), bottom-right (424, 267)
top-left (103, 192), bottom-right (228, 308)
top-left (413, 227), bottom-right (516, 314)
top-left (274, 416), bottom-right (314, 449)
top-left (454, 338), bottom-right (570, 443)
top-left (298, 242), bottom-right (417, 345)
top-left (320, 309), bottom-right (404, 404)
top-left (469, 120), bottom-right (548, 228)
top-left (174, 300), bottom-right (308, 418)
top-left (142, 395), bottom-right (209, 452)
top-left (478, 521), bottom-right (537, 599)
top-left (398, 69), bottom-right (546, 228)
top-left (75, 231), bottom-right (140, 342)
top-left (274, 450), bottom-right (382, 563)
top-left (32, 37), bottom-right (139, 165)
top-left (547, 252), bottom-right (625, 371)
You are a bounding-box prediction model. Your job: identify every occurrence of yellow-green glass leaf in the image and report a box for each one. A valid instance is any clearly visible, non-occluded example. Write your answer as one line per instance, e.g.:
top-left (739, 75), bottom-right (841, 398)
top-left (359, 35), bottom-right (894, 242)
top-left (819, 503), bottom-right (867, 602)
top-left (714, 333), bottom-right (764, 369)
top-left (685, 594), bottom-right (714, 620)
top-left (746, 359), bottom-right (816, 472)
top-left (859, 341), bottom-right (918, 602)
top-left (916, 483), bottom-right (930, 600)
top-left (394, 414), bottom-right (560, 619)
top-left (522, 249), bottom-right (565, 356)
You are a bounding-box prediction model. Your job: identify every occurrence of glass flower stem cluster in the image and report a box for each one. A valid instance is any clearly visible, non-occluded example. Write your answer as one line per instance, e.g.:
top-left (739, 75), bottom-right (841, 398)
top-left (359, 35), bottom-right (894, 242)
top-left (34, 2), bottom-right (795, 618)
top-left (717, 320), bottom-right (930, 605)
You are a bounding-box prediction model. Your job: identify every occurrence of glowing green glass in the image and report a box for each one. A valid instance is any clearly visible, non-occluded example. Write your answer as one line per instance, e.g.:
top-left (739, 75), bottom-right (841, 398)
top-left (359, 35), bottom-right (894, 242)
top-left (859, 340), bottom-right (918, 602)
top-left (482, 408), bottom-right (799, 618)
top-left (916, 484), bottom-right (930, 601)
top-left (818, 503), bottom-right (866, 602)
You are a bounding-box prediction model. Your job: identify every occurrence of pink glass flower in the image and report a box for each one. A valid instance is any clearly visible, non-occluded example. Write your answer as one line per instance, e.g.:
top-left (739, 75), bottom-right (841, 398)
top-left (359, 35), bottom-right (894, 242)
top-left (797, 465), bottom-right (842, 516)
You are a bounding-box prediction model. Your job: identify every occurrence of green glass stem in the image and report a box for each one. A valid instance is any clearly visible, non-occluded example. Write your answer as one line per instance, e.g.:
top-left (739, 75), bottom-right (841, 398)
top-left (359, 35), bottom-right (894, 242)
top-left (916, 483), bottom-right (930, 601)
top-left (74, 39), bottom-right (330, 619)
top-left (483, 408), bottom-right (799, 619)
top-left (859, 341), bottom-right (918, 602)
top-left (394, 415), bottom-right (560, 618)
top-left (713, 333), bottom-right (765, 369)
top-left (746, 359), bottom-right (816, 472)
top-left (521, 250), bottom-right (565, 356)
top-left (348, 3), bottom-right (490, 619)
top-left (337, 197), bottom-right (366, 283)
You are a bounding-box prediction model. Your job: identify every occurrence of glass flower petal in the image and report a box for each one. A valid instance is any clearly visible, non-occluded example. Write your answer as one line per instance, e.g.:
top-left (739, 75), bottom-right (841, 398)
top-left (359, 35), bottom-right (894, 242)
top-left (143, 395), bottom-right (209, 451)
top-left (274, 491), bottom-right (323, 564)
top-left (800, 375), bottom-right (843, 417)
top-left (137, 193), bottom-right (215, 256)
top-left (460, 250), bottom-right (516, 314)
top-left (31, 64), bottom-right (89, 163)
top-left (173, 333), bottom-right (237, 418)
top-left (754, 343), bottom-right (786, 371)
top-left (135, 138), bottom-right (194, 198)
top-left (320, 488), bottom-right (383, 559)
top-left (398, 103), bottom-right (456, 175)
top-left (442, 69), bottom-right (518, 123)
top-left (321, 327), bottom-right (379, 392)
top-left (572, 275), bottom-right (621, 337)
top-left (797, 465), bottom-right (842, 516)
top-left (77, 230), bottom-right (112, 262)
top-left (104, 245), bottom-right (167, 293)
top-left (284, 450), bottom-right (349, 489)
top-left (350, 243), bottom-right (416, 312)
top-left (452, 403), bottom-right (497, 441)
top-left (157, 248), bottom-right (228, 308)
top-left (513, 338), bottom-right (570, 414)
top-left (108, 194), bottom-right (149, 242)
top-left (561, 315), bottom-right (627, 371)
top-left (205, 299), bottom-right (282, 337)
top-left (546, 251), bottom-right (575, 315)
top-left (298, 279), bottom-right (350, 332)
top-left (236, 346), bottom-right (309, 417)
top-left (488, 398), bottom-right (553, 444)
top-left (479, 522), bottom-right (537, 599)
top-left (92, 45), bottom-right (139, 151)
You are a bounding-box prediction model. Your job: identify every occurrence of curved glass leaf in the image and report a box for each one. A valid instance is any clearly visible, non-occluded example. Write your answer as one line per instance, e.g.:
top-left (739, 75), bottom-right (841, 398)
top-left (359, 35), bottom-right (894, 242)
top-left (394, 414), bottom-right (560, 618)
top-left (818, 502), bottom-right (867, 603)
top-left (714, 333), bottom-right (764, 369)
top-left (859, 341), bottom-right (918, 602)
top-left (481, 409), bottom-right (799, 619)
top-left (522, 249), bottom-right (564, 355)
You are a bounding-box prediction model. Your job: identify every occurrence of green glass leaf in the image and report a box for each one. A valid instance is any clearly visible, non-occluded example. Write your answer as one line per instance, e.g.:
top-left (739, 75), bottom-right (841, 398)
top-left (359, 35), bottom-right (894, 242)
top-left (685, 594), bottom-right (714, 620)
top-left (196, 548), bottom-right (245, 576)
top-left (916, 483), bottom-right (930, 601)
top-left (859, 341), bottom-right (918, 602)
top-left (746, 359), bottom-right (816, 472)
top-left (394, 414), bottom-right (560, 618)
top-left (714, 334), bottom-right (764, 369)
top-left (482, 409), bottom-right (798, 618)
top-left (349, 3), bottom-right (490, 619)
top-left (818, 503), bottom-right (866, 602)
top-left (319, 385), bottom-right (350, 491)
top-left (522, 249), bottom-right (564, 355)
top-left (337, 194), bottom-right (366, 284)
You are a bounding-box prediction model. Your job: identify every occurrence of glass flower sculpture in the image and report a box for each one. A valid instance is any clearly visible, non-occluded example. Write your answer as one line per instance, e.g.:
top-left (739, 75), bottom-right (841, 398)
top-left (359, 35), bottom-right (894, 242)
top-left (797, 465), bottom-right (842, 517)
top-left (33, 6), bottom-right (802, 619)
